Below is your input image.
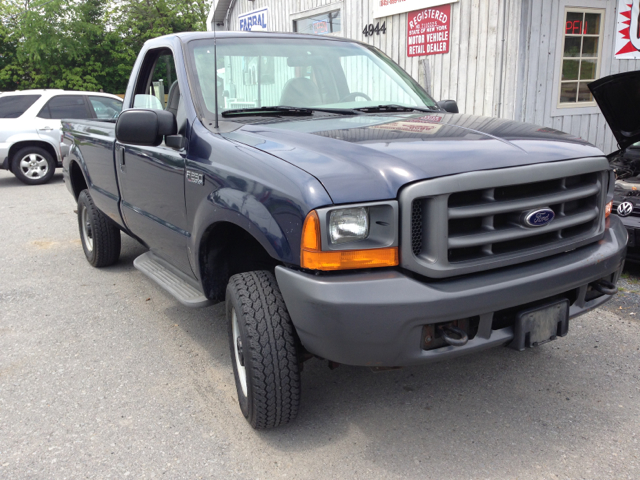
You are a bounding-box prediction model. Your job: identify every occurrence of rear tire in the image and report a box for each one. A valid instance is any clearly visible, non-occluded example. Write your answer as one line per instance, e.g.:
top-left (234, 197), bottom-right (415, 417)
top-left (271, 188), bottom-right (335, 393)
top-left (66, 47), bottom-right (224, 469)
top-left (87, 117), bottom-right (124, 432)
top-left (12, 146), bottom-right (56, 185)
top-left (77, 189), bottom-right (121, 267)
top-left (226, 271), bottom-right (301, 429)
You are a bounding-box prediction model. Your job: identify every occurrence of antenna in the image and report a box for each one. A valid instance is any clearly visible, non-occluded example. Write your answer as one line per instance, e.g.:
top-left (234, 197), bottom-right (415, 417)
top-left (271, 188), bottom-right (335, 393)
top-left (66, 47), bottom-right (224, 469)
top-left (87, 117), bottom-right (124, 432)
top-left (213, 16), bottom-right (220, 128)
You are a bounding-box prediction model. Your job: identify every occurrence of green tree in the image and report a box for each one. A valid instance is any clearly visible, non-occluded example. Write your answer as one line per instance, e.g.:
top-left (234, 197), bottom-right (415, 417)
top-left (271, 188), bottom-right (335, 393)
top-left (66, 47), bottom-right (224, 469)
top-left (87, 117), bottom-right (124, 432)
top-left (0, 0), bottom-right (211, 93)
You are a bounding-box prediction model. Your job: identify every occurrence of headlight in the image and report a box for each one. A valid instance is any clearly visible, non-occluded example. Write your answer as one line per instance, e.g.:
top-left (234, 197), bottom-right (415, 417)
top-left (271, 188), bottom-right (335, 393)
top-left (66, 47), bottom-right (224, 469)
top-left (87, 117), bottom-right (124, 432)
top-left (300, 201), bottom-right (399, 271)
top-left (329, 207), bottom-right (369, 244)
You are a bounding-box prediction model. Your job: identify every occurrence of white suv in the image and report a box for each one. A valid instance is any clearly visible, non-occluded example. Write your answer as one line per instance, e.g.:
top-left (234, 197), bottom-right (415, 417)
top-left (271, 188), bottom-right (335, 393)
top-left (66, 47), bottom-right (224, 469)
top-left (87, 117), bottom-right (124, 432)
top-left (0, 90), bottom-right (123, 185)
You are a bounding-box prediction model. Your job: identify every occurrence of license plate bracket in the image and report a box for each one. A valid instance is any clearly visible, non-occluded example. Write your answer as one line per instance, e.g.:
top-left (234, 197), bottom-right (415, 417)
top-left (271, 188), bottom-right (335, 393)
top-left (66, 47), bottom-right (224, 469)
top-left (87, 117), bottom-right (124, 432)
top-left (509, 299), bottom-right (569, 351)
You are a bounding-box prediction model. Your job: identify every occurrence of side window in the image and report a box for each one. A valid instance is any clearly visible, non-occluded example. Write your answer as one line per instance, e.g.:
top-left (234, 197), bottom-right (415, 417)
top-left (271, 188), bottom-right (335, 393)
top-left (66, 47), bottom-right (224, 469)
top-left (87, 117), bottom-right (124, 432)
top-left (88, 96), bottom-right (123, 119)
top-left (0, 95), bottom-right (41, 118)
top-left (133, 50), bottom-right (179, 112)
top-left (38, 95), bottom-right (92, 119)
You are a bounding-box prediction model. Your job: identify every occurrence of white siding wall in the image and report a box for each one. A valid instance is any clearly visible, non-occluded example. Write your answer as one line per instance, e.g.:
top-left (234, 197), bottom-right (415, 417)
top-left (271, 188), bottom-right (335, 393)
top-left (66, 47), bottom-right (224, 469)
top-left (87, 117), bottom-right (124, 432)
top-left (219, 0), bottom-right (638, 151)
top-left (517, 0), bottom-right (640, 153)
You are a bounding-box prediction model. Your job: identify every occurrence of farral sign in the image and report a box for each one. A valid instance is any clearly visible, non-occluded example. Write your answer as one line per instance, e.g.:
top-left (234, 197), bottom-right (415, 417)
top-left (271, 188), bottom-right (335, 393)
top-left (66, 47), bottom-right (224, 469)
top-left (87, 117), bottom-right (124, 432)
top-left (407, 4), bottom-right (451, 57)
top-left (239, 7), bottom-right (269, 31)
top-left (615, 0), bottom-right (640, 59)
top-left (374, 0), bottom-right (457, 19)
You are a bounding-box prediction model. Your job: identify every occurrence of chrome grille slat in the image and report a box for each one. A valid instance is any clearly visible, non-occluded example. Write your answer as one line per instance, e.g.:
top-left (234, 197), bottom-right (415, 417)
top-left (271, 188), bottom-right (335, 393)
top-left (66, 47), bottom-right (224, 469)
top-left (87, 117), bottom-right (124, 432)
top-left (448, 183), bottom-right (600, 219)
top-left (448, 208), bottom-right (599, 249)
top-left (399, 157), bottom-right (610, 279)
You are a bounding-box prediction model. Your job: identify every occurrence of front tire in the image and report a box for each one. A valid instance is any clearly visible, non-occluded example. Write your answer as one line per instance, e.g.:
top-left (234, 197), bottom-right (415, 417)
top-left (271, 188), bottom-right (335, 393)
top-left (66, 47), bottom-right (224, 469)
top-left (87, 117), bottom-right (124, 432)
top-left (77, 190), bottom-right (121, 267)
top-left (226, 271), bottom-right (301, 429)
top-left (12, 146), bottom-right (56, 185)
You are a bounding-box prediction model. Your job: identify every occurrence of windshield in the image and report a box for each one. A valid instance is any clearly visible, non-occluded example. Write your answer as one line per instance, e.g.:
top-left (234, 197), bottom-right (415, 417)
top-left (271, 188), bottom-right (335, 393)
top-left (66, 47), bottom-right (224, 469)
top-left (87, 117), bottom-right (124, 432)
top-left (187, 36), bottom-right (437, 117)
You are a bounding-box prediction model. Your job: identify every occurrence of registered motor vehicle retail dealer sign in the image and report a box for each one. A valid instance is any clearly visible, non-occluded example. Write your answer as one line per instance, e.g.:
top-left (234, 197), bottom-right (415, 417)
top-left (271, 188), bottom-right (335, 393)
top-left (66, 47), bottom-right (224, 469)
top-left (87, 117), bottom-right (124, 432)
top-left (407, 4), bottom-right (451, 57)
top-left (374, 0), bottom-right (457, 19)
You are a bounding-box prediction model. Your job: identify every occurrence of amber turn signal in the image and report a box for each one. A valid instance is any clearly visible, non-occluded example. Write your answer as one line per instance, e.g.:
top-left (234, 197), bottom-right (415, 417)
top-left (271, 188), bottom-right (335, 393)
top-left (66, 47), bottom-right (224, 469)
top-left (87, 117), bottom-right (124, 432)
top-left (300, 210), bottom-right (399, 271)
top-left (605, 201), bottom-right (613, 218)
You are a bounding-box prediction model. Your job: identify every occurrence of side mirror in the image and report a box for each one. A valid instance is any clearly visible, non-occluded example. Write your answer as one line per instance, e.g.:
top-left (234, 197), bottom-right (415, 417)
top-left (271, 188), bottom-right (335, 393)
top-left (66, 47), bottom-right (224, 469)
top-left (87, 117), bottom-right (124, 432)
top-left (437, 100), bottom-right (459, 114)
top-left (115, 109), bottom-right (177, 147)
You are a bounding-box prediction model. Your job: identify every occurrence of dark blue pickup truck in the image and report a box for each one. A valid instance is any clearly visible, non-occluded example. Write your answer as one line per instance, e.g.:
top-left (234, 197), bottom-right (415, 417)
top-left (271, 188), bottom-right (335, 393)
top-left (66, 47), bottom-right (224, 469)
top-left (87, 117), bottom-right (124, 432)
top-left (62, 32), bottom-right (627, 429)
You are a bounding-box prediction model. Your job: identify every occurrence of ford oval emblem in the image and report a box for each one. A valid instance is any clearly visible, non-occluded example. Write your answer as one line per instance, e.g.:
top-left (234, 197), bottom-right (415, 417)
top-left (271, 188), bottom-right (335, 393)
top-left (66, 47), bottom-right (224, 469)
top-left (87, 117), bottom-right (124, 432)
top-left (523, 208), bottom-right (555, 227)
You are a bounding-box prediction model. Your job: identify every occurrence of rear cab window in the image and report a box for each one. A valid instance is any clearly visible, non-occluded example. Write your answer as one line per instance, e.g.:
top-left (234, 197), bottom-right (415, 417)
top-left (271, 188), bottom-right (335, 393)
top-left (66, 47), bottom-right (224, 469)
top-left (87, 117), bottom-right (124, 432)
top-left (0, 95), bottom-right (42, 118)
top-left (38, 95), bottom-right (92, 119)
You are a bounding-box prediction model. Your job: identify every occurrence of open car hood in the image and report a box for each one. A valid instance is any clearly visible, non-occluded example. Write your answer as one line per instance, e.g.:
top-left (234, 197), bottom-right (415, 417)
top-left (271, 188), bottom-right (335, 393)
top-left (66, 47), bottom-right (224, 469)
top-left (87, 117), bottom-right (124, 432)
top-left (589, 71), bottom-right (640, 151)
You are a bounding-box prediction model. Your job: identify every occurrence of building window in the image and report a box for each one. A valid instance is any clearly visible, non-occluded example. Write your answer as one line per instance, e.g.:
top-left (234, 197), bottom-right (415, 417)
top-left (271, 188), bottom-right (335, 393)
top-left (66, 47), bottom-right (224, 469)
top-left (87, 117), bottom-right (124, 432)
top-left (293, 10), bottom-right (341, 35)
top-left (558, 8), bottom-right (604, 106)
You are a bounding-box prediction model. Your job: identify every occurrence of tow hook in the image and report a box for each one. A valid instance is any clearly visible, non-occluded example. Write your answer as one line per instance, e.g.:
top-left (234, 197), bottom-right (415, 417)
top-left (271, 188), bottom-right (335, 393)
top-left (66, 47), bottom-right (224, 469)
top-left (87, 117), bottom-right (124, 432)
top-left (438, 325), bottom-right (469, 347)
top-left (591, 279), bottom-right (618, 295)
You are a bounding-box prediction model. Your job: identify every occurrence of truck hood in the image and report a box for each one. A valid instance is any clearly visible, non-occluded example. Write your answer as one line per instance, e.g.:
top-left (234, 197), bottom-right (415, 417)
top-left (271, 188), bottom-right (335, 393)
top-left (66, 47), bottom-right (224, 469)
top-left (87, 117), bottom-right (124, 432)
top-left (223, 112), bottom-right (603, 204)
top-left (589, 71), bottom-right (640, 151)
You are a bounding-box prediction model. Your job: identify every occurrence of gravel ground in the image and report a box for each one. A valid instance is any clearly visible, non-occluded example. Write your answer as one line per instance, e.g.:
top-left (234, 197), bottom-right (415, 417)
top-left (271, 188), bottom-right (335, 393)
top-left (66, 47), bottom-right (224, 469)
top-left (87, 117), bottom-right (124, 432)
top-left (1, 170), bottom-right (639, 479)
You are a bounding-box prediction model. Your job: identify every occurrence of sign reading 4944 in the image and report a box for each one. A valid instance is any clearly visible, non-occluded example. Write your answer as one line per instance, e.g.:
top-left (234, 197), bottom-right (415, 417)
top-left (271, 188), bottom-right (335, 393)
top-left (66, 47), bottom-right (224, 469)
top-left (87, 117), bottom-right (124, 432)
top-left (363, 21), bottom-right (387, 37)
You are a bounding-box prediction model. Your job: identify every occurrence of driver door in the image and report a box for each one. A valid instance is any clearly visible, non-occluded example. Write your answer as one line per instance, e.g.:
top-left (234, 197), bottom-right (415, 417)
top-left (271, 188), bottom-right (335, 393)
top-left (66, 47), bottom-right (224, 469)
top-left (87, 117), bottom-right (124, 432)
top-left (116, 49), bottom-right (192, 275)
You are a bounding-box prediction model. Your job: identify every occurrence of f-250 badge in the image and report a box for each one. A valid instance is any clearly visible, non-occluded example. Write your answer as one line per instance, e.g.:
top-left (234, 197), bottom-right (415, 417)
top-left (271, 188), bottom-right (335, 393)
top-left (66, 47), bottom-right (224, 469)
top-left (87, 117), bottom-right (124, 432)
top-left (186, 170), bottom-right (204, 185)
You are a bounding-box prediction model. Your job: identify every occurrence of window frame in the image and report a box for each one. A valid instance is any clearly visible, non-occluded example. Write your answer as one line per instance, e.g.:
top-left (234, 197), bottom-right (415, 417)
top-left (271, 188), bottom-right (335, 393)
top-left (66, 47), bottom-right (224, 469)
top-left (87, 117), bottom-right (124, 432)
top-left (550, 1), bottom-right (615, 118)
top-left (291, 2), bottom-right (344, 37)
top-left (131, 47), bottom-right (179, 110)
top-left (557, 7), bottom-right (605, 109)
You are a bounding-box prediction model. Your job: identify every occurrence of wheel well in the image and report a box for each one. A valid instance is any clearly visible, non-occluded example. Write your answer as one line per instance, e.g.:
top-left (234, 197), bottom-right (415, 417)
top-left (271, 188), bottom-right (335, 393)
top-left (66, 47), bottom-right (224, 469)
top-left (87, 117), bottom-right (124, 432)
top-left (199, 222), bottom-right (279, 303)
top-left (69, 161), bottom-right (88, 200)
top-left (8, 141), bottom-right (58, 169)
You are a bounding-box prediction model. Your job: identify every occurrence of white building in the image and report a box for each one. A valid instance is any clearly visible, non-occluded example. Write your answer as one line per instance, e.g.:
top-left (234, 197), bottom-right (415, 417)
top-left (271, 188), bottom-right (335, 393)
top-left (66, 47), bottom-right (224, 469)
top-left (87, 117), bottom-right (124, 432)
top-left (207, 0), bottom-right (640, 152)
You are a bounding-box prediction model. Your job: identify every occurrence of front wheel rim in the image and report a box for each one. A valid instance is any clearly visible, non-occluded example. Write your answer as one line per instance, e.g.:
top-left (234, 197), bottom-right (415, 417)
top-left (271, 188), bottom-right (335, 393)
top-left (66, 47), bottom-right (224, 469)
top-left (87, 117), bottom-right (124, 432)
top-left (232, 308), bottom-right (248, 397)
top-left (19, 153), bottom-right (49, 179)
top-left (81, 206), bottom-right (94, 252)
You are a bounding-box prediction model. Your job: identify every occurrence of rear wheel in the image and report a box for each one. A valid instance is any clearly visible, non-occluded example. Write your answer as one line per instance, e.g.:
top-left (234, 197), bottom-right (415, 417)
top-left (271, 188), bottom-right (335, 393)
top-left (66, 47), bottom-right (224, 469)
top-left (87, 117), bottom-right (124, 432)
top-left (77, 190), bottom-right (121, 267)
top-left (12, 146), bottom-right (56, 185)
top-left (226, 271), bottom-right (301, 429)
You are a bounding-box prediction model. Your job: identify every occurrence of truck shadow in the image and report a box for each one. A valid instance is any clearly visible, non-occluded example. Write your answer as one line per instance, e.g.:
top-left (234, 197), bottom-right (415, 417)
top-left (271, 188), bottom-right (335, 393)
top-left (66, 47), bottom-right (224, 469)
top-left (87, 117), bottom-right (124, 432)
top-left (160, 287), bottom-right (634, 477)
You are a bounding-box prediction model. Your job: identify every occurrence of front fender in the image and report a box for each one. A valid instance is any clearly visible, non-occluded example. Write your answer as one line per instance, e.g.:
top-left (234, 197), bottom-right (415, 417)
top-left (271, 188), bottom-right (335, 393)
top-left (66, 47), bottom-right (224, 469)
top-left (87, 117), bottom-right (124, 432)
top-left (187, 121), bottom-right (334, 276)
top-left (191, 188), bottom-right (290, 265)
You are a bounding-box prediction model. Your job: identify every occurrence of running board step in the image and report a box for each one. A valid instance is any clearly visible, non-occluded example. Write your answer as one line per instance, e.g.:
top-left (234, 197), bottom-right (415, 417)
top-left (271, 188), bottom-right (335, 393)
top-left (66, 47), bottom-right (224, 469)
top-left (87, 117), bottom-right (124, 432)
top-left (133, 252), bottom-right (211, 308)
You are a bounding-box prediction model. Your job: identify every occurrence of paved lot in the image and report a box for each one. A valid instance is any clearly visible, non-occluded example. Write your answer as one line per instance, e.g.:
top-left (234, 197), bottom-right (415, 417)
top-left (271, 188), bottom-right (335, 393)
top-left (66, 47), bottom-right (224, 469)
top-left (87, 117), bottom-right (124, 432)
top-left (1, 169), bottom-right (639, 479)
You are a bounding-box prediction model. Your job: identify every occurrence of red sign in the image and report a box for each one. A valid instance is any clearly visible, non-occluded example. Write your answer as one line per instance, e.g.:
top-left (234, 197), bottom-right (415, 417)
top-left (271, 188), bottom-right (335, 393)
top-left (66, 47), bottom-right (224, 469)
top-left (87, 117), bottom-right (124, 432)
top-left (313, 21), bottom-right (328, 35)
top-left (407, 4), bottom-right (451, 57)
top-left (565, 19), bottom-right (589, 34)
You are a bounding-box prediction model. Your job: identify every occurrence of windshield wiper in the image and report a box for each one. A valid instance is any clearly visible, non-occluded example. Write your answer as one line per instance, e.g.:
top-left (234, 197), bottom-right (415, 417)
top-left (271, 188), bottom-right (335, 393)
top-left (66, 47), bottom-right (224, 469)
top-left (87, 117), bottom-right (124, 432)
top-left (221, 105), bottom-right (362, 118)
top-left (221, 106), bottom-right (314, 117)
top-left (354, 104), bottom-right (440, 114)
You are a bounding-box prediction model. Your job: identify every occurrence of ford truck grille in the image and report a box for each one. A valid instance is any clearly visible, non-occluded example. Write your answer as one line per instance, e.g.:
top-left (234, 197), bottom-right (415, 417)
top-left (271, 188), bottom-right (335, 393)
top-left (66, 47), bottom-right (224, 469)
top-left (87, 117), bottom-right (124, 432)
top-left (400, 157), bottom-right (610, 279)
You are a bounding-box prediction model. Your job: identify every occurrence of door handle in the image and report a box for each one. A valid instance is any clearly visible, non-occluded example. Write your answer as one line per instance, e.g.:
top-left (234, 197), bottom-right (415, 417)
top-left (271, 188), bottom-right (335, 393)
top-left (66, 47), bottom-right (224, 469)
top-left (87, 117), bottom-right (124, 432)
top-left (38, 127), bottom-right (53, 131)
top-left (116, 144), bottom-right (125, 171)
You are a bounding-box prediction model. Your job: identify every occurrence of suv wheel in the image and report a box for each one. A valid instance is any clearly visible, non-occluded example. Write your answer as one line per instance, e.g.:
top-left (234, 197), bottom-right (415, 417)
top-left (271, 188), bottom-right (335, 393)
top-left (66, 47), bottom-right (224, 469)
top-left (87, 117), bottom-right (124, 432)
top-left (12, 146), bottom-right (56, 185)
top-left (226, 271), bottom-right (301, 429)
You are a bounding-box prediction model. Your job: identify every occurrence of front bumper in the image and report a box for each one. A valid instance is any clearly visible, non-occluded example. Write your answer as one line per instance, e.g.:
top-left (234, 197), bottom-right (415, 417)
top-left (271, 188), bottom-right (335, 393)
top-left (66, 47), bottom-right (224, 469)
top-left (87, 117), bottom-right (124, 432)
top-left (276, 216), bottom-right (627, 367)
